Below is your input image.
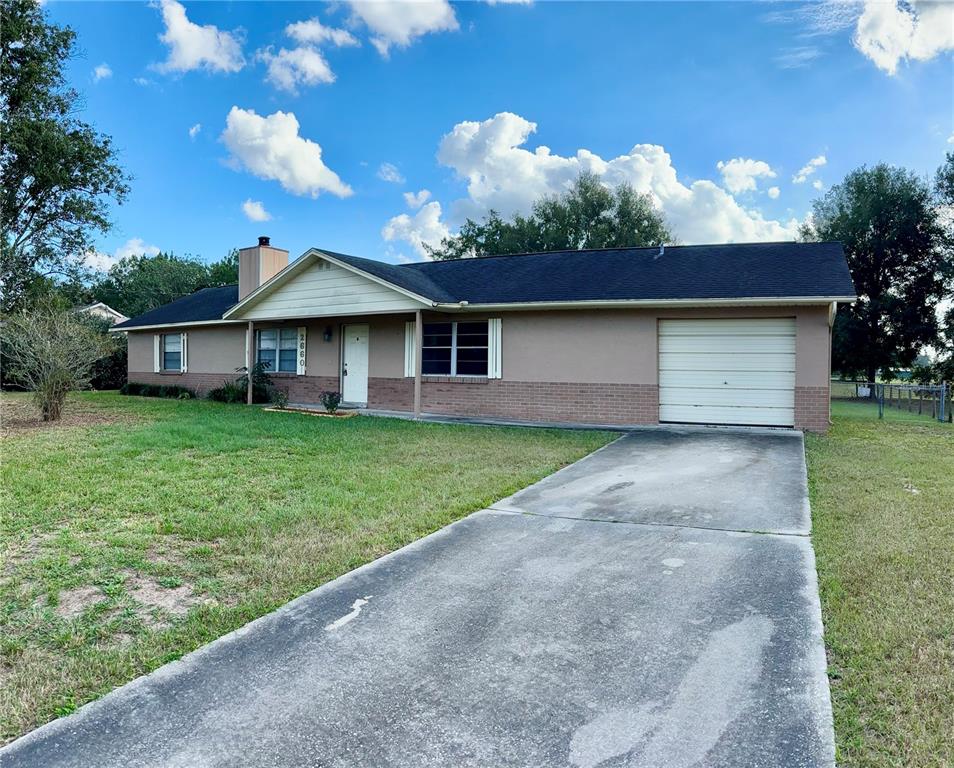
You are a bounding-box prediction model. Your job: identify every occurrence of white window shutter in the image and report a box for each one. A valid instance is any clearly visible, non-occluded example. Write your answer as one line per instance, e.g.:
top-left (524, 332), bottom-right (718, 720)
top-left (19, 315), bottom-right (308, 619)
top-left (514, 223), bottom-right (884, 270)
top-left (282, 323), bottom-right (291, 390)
top-left (153, 334), bottom-right (160, 373)
top-left (180, 332), bottom-right (188, 373)
top-left (488, 318), bottom-right (502, 379)
top-left (404, 321), bottom-right (416, 378)
top-left (297, 326), bottom-right (307, 375)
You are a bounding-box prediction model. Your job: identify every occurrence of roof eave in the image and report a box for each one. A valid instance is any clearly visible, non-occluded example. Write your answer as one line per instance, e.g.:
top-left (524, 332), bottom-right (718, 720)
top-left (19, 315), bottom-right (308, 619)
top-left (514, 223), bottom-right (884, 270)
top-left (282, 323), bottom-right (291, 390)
top-left (434, 296), bottom-right (858, 312)
top-left (109, 319), bottom-right (246, 333)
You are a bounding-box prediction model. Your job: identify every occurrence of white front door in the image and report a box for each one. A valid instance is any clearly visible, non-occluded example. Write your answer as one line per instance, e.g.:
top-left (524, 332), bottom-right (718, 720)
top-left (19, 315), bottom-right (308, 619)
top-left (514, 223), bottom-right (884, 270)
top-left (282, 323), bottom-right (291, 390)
top-left (342, 324), bottom-right (369, 405)
top-left (658, 318), bottom-right (796, 427)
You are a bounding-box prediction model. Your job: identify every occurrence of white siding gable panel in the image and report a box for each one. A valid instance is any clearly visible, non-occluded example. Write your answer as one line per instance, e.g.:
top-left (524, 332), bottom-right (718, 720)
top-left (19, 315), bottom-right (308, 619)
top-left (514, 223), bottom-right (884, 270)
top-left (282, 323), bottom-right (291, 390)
top-left (241, 260), bottom-right (425, 320)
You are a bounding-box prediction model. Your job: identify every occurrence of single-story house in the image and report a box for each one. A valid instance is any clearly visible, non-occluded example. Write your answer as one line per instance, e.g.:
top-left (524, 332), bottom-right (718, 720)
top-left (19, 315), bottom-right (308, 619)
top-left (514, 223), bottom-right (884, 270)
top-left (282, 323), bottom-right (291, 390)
top-left (112, 237), bottom-right (856, 432)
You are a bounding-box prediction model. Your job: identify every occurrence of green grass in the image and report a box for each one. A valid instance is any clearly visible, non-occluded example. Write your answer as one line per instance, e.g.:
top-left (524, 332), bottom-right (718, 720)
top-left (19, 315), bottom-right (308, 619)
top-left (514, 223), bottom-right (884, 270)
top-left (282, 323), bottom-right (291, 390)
top-left (806, 401), bottom-right (953, 768)
top-left (0, 392), bottom-right (615, 743)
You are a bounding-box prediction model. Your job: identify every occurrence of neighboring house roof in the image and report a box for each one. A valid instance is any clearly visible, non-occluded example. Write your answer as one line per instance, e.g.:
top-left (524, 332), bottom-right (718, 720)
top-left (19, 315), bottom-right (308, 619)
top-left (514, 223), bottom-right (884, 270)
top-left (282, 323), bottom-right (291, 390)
top-left (114, 242), bottom-right (856, 330)
top-left (74, 302), bottom-right (129, 324)
top-left (112, 285), bottom-right (238, 330)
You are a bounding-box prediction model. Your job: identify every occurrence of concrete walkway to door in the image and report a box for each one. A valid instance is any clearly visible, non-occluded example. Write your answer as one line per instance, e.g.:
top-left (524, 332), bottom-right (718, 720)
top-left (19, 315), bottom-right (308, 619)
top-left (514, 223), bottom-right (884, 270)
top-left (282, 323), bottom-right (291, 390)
top-left (1, 427), bottom-right (835, 768)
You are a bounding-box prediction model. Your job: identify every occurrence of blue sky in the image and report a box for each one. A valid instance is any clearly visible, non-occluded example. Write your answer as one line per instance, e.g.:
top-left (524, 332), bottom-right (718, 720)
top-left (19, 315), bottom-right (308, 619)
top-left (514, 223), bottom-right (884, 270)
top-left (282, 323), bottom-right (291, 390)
top-left (46, 0), bottom-right (953, 270)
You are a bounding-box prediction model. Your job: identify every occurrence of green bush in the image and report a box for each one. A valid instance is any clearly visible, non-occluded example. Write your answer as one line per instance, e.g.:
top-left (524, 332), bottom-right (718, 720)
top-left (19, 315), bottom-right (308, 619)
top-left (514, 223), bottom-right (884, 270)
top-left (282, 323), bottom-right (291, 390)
top-left (320, 390), bottom-right (342, 414)
top-left (207, 380), bottom-right (244, 403)
top-left (271, 389), bottom-right (289, 409)
top-left (120, 382), bottom-right (195, 399)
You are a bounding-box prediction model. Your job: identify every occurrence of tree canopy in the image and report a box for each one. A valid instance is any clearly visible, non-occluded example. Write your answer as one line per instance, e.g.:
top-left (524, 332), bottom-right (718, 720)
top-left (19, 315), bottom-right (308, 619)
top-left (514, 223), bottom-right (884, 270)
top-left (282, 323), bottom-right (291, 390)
top-left (425, 172), bottom-right (673, 260)
top-left (91, 249), bottom-right (240, 318)
top-left (801, 160), bottom-right (953, 381)
top-left (1, 0), bottom-right (130, 312)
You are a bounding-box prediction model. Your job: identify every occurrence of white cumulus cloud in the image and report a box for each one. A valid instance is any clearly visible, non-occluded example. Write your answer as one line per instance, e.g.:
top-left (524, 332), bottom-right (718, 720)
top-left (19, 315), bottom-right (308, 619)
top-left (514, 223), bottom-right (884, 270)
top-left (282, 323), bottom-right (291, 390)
top-left (256, 17), bottom-right (358, 93)
top-left (85, 238), bottom-right (161, 272)
top-left (812, 179), bottom-right (824, 191)
top-left (383, 112), bottom-right (801, 255)
top-left (92, 63), bottom-right (112, 82)
top-left (768, 186), bottom-right (781, 199)
top-left (382, 201), bottom-right (450, 258)
top-left (403, 189), bottom-right (432, 208)
top-left (716, 158), bottom-right (777, 194)
top-left (793, 154), bottom-right (827, 184)
top-left (378, 162), bottom-right (405, 184)
top-left (242, 199), bottom-right (272, 222)
top-left (155, 0), bottom-right (245, 74)
top-left (189, 123), bottom-right (202, 139)
top-left (854, 0), bottom-right (954, 75)
top-left (347, 0), bottom-right (458, 56)
top-left (258, 46), bottom-right (335, 93)
top-left (221, 107), bottom-right (352, 198)
top-left (286, 18), bottom-right (360, 47)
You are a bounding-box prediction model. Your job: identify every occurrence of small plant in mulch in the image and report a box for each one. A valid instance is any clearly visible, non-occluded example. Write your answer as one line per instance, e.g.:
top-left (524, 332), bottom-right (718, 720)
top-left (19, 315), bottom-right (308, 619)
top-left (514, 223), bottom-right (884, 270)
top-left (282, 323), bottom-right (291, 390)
top-left (271, 389), bottom-right (289, 410)
top-left (320, 390), bottom-right (342, 414)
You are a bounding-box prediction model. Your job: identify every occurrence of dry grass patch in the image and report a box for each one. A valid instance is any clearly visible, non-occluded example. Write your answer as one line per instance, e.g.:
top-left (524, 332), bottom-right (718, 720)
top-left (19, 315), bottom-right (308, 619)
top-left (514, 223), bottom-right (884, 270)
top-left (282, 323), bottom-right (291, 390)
top-left (0, 393), bottom-right (139, 438)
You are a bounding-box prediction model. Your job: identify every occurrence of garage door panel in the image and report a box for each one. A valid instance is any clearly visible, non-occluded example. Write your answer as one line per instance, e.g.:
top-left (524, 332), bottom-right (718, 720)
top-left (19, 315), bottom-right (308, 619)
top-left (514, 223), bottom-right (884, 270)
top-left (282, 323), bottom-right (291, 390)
top-left (658, 318), bottom-right (796, 427)
top-left (659, 336), bottom-right (796, 354)
top-left (659, 404), bottom-right (795, 426)
top-left (659, 353), bottom-right (796, 372)
top-left (659, 370), bottom-right (796, 390)
top-left (658, 318), bottom-right (797, 336)
top-left (660, 386), bottom-right (795, 408)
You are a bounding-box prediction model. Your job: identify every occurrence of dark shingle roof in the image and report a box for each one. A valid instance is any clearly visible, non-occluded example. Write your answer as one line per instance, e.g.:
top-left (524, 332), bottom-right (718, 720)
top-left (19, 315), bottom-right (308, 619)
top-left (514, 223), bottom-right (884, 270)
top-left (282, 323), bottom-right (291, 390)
top-left (395, 241), bottom-right (855, 304)
top-left (113, 242), bottom-right (854, 329)
top-left (112, 285), bottom-right (238, 330)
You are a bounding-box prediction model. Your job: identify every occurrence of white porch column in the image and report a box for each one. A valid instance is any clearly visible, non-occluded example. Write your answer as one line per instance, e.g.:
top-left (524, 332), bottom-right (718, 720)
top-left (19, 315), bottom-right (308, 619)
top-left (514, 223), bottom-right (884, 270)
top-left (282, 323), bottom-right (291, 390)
top-left (246, 320), bottom-right (254, 405)
top-left (414, 309), bottom-right (422, 419)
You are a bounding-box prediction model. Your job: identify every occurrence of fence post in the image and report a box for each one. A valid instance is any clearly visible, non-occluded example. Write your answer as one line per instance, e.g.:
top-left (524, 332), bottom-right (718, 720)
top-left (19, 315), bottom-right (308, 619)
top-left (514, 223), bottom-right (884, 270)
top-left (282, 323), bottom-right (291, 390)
top-left (941, 382), bottom-right (947, 423)
top-left (878, 383), bottom-right (884, 420)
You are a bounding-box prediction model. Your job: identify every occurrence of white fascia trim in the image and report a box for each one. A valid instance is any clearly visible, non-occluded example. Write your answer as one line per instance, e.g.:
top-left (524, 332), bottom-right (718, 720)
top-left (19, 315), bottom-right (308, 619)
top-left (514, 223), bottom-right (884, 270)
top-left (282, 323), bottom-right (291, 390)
top-left (222, 249), bottom-right (435, 320)
top-left (433, 296), bottom-right (858, 312)
top-left (109, 319), bottom-right (246, 333)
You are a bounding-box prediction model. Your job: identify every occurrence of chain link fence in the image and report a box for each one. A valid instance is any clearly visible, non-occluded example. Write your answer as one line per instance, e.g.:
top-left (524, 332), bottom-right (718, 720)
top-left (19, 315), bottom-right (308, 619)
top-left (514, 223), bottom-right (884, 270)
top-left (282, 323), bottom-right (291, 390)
top-left (831, 380), bottom-right (951, 422)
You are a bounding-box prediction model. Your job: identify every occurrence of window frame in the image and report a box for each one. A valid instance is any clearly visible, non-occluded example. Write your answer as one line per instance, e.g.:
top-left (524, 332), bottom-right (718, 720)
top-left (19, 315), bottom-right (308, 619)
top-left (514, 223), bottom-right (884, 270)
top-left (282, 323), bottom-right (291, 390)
top-left (422, 320), bottom-right (489, 378)
top-left (256, 328), bottom-right (298, 373)
top-left (161, 333), bottom-right (182, 372)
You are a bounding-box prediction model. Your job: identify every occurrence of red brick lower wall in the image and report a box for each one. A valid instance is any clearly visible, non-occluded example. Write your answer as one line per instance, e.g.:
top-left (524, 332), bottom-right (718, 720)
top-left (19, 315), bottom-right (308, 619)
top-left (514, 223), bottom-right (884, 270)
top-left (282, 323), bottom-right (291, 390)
top-left (416, 378), bottom-right (659, 425)
top-left (130, 371), bottom-right (826, 432)
top-left (795, 385), bottom-right (830, 433)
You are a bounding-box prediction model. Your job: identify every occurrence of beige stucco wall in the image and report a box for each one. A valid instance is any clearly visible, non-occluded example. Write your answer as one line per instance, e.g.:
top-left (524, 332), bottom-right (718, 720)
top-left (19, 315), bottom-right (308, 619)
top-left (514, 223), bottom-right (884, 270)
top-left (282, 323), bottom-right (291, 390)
top-left (127, 331), bottom-right (155, 372)
top-left (128, 304), bottom-right (832, 391)
top-left (127, 325), bottom-right (248, 374)
top-left (496, 305), bottom-right (831, 386)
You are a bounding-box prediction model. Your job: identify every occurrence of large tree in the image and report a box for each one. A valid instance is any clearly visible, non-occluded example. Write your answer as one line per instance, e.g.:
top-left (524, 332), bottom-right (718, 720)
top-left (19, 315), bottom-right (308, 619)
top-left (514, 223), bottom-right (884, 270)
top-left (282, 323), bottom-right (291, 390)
top-left (92, 252), bottom-right (212, 318)
top-left (1, 0), bottom-right (129, 312)
top-left (91, 248), bottom-right (242, 318)
top-left (425, 172), bottom-right (673, 260)
top-left (801, 162), bottom-right (953, 382)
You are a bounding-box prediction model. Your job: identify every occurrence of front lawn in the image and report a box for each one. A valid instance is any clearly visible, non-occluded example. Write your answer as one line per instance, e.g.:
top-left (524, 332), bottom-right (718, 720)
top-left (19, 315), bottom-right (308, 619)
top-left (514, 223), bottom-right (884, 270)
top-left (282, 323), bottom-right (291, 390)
top-left (0, 392), bottom-right (615, 743)
top-left (806, 401), bottom-right (953, 768)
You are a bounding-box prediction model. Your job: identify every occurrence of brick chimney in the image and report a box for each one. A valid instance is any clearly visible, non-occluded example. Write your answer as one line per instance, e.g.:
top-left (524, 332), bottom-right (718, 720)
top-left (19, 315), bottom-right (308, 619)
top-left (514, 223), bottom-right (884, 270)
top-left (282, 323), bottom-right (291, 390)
top-left (238, 236), bottom-right (289, 301)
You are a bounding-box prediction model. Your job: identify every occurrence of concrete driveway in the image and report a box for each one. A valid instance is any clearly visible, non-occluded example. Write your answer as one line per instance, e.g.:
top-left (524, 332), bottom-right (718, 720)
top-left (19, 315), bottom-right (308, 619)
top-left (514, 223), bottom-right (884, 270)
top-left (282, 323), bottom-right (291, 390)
top-left (2, 428), bottom-right (834, 768)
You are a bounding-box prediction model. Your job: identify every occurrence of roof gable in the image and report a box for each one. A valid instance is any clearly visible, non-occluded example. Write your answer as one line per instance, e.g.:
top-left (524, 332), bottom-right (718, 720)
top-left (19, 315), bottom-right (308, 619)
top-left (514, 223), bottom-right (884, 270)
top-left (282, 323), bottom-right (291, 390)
top-left (224, 251), bottom-right (431, 321)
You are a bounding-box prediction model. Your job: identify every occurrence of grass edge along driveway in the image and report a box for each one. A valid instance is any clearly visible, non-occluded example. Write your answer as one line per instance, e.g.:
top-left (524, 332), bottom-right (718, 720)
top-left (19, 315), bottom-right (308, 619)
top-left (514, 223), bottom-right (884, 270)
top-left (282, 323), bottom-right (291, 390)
top-left (0, 392), bottom-right (616, 744)
top-left (806, 401), bottom-right (953, 768)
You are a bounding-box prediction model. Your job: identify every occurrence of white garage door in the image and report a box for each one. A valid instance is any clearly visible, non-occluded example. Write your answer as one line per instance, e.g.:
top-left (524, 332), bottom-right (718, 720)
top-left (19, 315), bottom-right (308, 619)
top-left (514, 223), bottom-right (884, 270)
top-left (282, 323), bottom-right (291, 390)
top-left (658, 318), bottom-right (796, 427)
